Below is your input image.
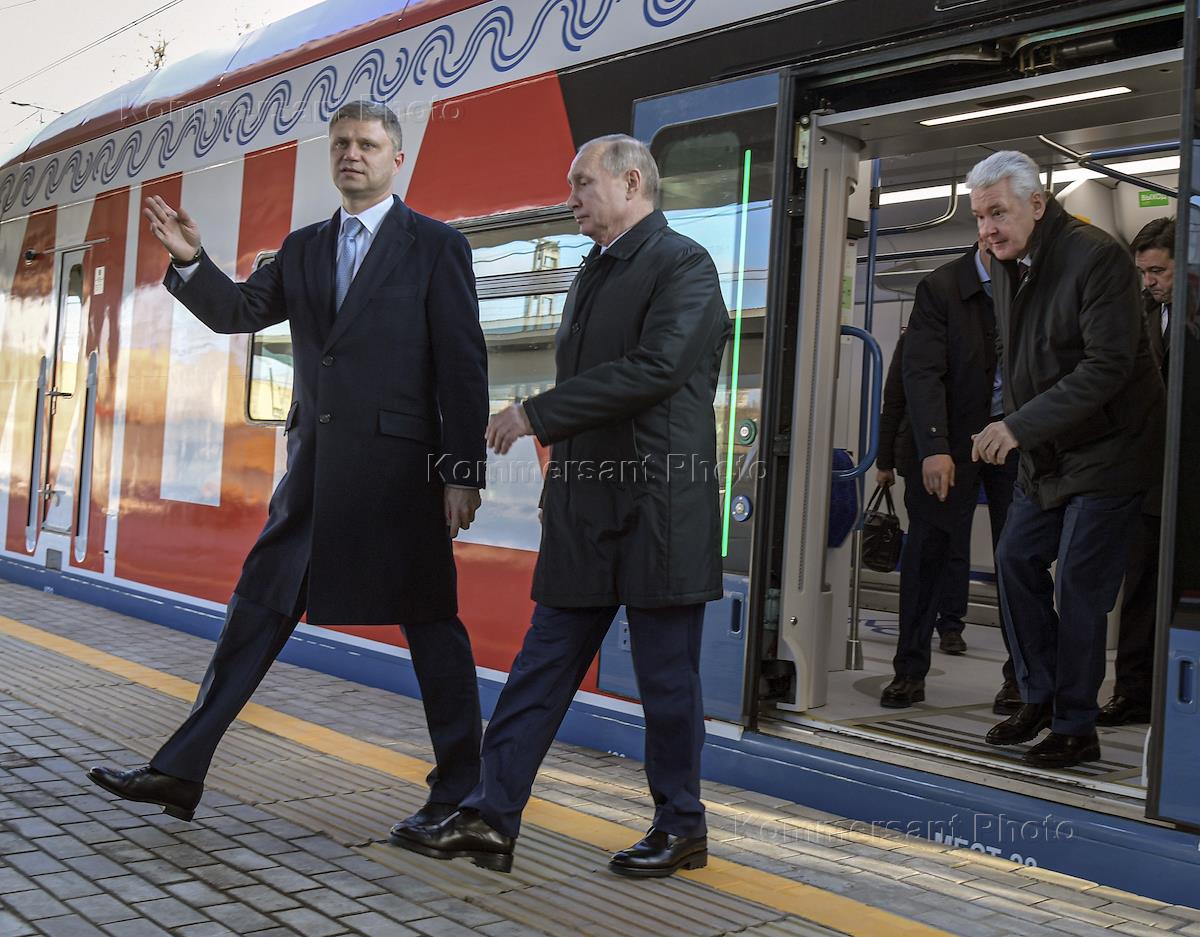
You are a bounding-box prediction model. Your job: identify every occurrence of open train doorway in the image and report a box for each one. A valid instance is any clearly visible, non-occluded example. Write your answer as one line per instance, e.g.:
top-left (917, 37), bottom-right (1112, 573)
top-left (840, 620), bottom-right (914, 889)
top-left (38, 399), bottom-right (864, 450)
top-left (763, 45), bottom-right (1183, 821)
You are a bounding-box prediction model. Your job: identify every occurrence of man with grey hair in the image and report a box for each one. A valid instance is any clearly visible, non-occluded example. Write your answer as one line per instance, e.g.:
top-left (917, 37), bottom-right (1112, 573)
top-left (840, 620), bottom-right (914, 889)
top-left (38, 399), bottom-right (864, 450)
top-left (968, 150), bottom-right (1164, 768)
top-left (88, 101), bottom-right (489, 830)
top-left (392, 133), bottom-right (730, 877)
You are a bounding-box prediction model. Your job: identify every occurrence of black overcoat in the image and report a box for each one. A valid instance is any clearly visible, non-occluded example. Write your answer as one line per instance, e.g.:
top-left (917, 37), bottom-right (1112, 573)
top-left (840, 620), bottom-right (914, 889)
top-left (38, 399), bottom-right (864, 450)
top-left (991, 198), bottom-right (1164, 510)
top-left (164, 196), bottom-right (488, 624)
top-left (523, 211), bottom-right (731, 609)
top-left (899, 249), bottom-right (999, 526)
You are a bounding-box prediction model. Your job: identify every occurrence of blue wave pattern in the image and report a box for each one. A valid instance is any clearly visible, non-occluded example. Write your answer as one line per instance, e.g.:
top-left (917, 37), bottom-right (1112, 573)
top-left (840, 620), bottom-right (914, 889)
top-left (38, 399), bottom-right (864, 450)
top-left (0, 0), bottom-right (700, 215)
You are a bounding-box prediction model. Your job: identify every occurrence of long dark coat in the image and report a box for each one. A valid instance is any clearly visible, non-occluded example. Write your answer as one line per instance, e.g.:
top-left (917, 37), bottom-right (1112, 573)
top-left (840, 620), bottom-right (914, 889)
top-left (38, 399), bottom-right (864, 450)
top-left (900, 248), bottom-right (999, 527)
top-left (165, 196), bottom-right (488, 624)
top-left (523, 211), bottom-right (731, 609)
top-left (991, 198), bottom-right (1164, 510)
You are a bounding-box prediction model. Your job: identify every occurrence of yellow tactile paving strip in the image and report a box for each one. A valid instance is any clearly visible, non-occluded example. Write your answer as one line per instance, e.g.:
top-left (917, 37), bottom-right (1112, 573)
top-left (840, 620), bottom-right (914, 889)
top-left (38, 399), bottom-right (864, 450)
top-left (0, 613), bottom-right (953, 937)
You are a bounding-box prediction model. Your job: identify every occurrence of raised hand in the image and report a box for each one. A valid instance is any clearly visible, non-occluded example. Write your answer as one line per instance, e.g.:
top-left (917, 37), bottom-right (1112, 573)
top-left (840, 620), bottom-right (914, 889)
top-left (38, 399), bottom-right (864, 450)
top-left (143, 195), bottom-right (202, 263)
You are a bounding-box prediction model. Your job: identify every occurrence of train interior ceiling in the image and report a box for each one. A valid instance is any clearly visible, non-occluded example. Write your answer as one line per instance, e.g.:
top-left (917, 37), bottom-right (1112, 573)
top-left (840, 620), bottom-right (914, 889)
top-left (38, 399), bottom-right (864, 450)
top-left (764, 48), bottom-right (1182, 819)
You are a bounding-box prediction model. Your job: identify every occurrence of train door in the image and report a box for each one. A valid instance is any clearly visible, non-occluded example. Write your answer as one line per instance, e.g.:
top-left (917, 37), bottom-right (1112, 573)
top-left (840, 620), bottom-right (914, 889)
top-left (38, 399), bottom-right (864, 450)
top-left (767, 42), bottom-right (1186, 800)
top-left (1148, 0), bottom-right (1200, 830)
top-left (592, 73), bottom-right (784, 724)
top-left (34, 248), bottom-right (91, 544)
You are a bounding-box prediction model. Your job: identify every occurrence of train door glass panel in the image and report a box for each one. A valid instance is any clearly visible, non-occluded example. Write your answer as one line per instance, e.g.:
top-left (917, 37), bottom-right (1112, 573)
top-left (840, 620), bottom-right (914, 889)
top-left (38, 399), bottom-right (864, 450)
top-left (465, 217), bottom-right (580, 551)
top-left (41, 249), bottom-right (87, 533)
top-left (1149, 0), bottom-right (1200, 828)
top-left (246, 252), bottom-right (293, 423)
top-left (651, 108), bottom-right (775, 575)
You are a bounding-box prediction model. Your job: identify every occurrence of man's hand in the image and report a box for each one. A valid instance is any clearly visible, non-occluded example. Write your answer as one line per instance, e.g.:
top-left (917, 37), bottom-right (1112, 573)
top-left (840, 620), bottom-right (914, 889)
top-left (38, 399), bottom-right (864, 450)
top-left (444, 487), bottom-right (481, 539)
top-left (971, 420), bottom-right (1019, 465)
top-left (485, 403), bottom-right (533, 455)
top-left (143, 195), bottom-right (202, 263)
top-left (876, 468), bottom-right (895, 489)
top-left (922, 454), bottom-right (955, 502)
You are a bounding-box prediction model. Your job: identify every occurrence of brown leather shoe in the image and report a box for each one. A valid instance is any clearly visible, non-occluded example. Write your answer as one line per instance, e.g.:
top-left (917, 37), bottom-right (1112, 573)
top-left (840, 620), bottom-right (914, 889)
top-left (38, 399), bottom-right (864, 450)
top-left (86, 765), bottom-right (202, 821)
top-left (938, 631), bottom-right (967, 655)
top-left (609, 828), bottom-right (708, 878)
top-left (985, 703), bottom-right (1052, 746)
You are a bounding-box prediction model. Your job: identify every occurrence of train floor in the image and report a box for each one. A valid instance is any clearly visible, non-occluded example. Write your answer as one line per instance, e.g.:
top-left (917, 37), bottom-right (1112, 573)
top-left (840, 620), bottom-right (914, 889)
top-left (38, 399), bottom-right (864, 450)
top-left (0, 581), bottom-right (1197, 937)
top-left (809, 612), bottom-right (1147, 793)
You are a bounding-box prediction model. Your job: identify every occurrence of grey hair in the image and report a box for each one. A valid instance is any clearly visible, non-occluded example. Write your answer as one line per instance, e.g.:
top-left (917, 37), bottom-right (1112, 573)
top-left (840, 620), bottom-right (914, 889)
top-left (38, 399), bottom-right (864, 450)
top-left (582, 134), bottom-right (661, 201)
top-left (328, 100), bottom-right (403, 152)
top-left (965, 150), bottom-right (1044, 200)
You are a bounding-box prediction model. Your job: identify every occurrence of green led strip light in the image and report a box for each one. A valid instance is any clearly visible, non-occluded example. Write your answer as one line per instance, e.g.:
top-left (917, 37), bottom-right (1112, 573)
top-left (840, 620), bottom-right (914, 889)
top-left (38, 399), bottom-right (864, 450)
top-left (722, 148), bottom-right (752, 558)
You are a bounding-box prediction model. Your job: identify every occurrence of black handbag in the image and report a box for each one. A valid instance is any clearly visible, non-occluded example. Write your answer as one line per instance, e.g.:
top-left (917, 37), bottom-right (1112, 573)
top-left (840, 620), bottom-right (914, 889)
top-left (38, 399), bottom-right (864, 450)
top-left (861, 486), bottom-right (903, 573)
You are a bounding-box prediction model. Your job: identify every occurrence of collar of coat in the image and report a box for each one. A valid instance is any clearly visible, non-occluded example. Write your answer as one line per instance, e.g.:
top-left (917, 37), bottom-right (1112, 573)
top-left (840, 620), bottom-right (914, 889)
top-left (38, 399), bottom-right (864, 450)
top-left (589, 209), bottom-right (668, 262)
top-left (993, 195), bottom-right (1070, 286)
top-left (956, 246), bottom-right (989, 302)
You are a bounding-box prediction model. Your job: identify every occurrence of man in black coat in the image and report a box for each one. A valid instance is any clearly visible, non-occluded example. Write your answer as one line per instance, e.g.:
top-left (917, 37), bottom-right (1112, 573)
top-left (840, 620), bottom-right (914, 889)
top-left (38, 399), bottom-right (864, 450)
top-left (87, 102), bottom-right (489, 827)
top-left (878, 243), bottom-right (1019, 711)
top-left (876, 334), bottom-right (974, 662)
top-left (392, 134), bottom-right (730, 878)
top-left (1098, 216), bottom-right (1174, 726)
top-left (970, 151), bottom-right (1164, 768)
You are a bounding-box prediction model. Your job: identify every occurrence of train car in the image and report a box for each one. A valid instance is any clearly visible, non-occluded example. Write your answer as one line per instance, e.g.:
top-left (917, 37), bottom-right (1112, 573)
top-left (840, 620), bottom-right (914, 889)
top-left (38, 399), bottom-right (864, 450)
top-left (3, 0), bottom-right (1200, 905)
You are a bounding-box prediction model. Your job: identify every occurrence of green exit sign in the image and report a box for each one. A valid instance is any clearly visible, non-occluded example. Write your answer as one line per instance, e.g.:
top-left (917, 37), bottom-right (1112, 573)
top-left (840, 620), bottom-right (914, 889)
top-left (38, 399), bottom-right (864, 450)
top-left (1139, 190), bottom-right (1171, 208)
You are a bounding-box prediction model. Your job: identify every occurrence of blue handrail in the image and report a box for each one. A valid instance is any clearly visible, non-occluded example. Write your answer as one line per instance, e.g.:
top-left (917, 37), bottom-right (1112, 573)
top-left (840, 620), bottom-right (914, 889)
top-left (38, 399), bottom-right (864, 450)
top-left (834, 325), bottom-right (883, 480)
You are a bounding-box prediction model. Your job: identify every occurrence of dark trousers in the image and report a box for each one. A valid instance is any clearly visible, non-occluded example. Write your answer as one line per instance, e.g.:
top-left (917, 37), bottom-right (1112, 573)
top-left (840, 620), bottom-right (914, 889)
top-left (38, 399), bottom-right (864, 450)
top-left (459, 602), bottom-right (706, 840)
top-left (894, 453), bottom-right (1018, 680)
top-left (935, 525), bottom-right (971, 637)
top-left (1114, 512), bottom-right (1161, 703)
top-left (151, 592), bottom-right (482, 803)
top-left (996, 487), bottom-right (1142, 735)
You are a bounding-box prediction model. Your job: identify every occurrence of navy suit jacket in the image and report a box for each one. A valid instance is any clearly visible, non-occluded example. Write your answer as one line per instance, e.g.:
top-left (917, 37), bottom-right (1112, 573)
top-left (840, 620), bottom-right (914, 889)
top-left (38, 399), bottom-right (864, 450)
top-left (165, 196), bottom-right (488, 624)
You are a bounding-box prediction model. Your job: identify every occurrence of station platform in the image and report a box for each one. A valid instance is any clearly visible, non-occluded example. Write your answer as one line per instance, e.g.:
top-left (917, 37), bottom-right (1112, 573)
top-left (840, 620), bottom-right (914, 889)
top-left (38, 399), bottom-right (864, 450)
top-left (1, 580), bottom-right (1197, 937)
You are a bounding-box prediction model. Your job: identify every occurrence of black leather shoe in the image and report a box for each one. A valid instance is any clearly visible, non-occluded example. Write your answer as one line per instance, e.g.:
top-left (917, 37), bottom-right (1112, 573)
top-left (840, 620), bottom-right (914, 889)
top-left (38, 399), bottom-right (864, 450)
top-left (389, 802), bottom-right (458, 837)
top-left (1096, 695), bottom-right (1151, 727)
top-left (609, 827), bottom-right (708, 878)
top-left (992, 680), bottom-right (1022, 716)
top-left (86, 765), bottom-right (202, 821)
top-left (389, 810), bottom-right (514, 873)
top-left (1023, 731), bottom-right (1101, 768)
top-left (985, 703), bottom-right (1052, 746)
top-left (938, 632), bottom-right (967, 655)
top-left (880, 676), bottom-right (925, 709)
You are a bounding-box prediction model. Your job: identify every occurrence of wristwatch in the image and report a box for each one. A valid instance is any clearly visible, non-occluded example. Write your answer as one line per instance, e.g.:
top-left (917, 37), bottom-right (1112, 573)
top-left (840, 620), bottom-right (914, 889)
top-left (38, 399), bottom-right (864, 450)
top-left (171, 245), bottom-right (203, 267)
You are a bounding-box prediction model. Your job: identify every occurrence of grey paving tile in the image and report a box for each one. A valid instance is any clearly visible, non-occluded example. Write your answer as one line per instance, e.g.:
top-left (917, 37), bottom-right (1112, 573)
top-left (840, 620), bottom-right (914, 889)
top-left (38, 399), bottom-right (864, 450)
top-left (131, 896), bottom-right (209, 929)
top-left (31, 914), bottom-right (108, 937)
top-left (273, 908), bottom-right (346, 937)
top-left (203, 903), bottom-right (276, 935)
top-left (64, 893), bottom-right (140, 926)
top-left (339, 913), bottom-right (419, 936)
top-left (2, 890), bottom-right (69, 922)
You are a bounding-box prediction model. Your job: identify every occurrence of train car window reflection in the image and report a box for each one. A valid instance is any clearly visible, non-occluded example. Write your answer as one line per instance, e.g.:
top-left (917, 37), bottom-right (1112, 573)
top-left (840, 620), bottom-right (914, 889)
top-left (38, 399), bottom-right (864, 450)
top-left (246, 251), bottom-right (293, 423)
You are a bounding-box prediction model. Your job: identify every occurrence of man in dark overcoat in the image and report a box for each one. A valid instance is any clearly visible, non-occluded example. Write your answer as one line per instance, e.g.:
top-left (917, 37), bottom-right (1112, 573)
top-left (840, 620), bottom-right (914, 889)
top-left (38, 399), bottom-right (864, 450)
top-left (970, 151), bottom-right (1164, 768)
top-left (391, 134), bottom-right (730, 878)
top-left (879, 241), bottom-right (1019, 712)
top-left (87, 102), bottom-right (489, 827)
top-left (1098, 216), bottom-right (1174, 726)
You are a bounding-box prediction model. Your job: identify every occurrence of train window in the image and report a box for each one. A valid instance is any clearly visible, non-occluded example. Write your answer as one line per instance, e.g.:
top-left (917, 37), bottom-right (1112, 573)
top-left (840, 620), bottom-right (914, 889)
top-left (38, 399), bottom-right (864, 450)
top-left (653, 107), bottom-right (776, 573)
top-left (246, 252), bottom-right (293, 422)
top-left (466, 217), bottom-right (582, 419)
top-left (55, 262), bottom-right (85, 394)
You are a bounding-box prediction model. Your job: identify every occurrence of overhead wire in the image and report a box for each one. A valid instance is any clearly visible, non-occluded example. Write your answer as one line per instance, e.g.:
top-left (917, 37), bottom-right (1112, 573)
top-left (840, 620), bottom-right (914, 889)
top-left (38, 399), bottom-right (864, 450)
top-left (0, 0), bottom-right (188, 97)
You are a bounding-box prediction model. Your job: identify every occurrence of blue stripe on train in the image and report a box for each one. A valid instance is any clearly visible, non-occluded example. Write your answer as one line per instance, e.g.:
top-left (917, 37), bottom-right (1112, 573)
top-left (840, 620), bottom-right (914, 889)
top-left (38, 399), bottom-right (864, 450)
top-left (1, 554), bottom-right (1196, 908)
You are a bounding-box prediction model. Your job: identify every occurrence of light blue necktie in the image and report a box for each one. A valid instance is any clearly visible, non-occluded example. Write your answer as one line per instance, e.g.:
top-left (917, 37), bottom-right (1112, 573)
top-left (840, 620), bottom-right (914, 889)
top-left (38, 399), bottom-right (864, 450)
top-left (334, 216), bottom-right (364, 312)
